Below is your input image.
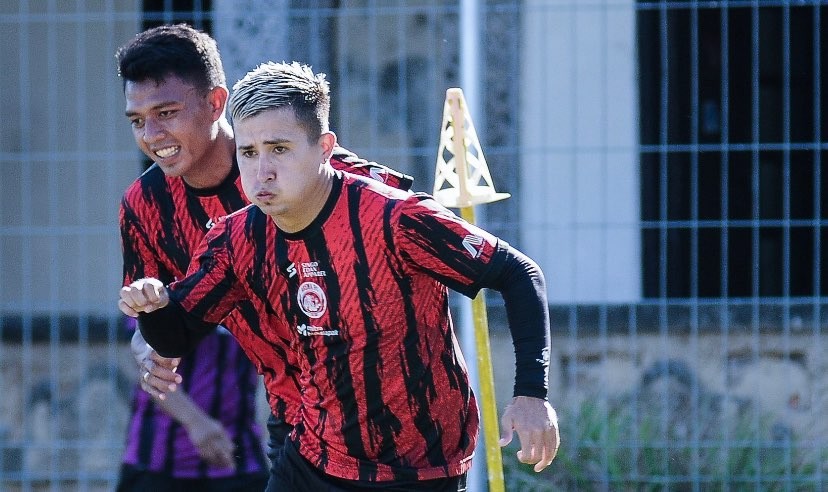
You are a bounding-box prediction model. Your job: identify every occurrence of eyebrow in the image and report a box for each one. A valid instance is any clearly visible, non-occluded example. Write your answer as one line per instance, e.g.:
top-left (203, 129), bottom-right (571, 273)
top-left (264, 138), bottom-right (291, 146)
top-left (125, 101), bottom-right (180, 118)
top-left (237, 138), bottom-right (291, 151)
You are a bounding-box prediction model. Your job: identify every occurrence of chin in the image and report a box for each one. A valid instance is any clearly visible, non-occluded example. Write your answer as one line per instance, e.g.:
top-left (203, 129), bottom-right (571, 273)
top-left (156, 161), bottom-right (187, 177)
top-left (256, 203), bottom-right (283, 217)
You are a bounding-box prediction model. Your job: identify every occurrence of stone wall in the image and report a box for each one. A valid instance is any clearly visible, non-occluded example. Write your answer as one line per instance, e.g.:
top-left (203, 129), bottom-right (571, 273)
top-left (1, 328), bottom-right (825, 488)
top-left (0, 342), bottom-right (272, 491)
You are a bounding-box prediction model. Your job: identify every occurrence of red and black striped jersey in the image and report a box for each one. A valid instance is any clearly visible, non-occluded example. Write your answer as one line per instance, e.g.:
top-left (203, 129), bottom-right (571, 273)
top-left (120, 147), bottom-right (413, 426)
top-left (119, 155), bottom-right (268, 477)
top-left (167, 171), bottom-right (510, 481)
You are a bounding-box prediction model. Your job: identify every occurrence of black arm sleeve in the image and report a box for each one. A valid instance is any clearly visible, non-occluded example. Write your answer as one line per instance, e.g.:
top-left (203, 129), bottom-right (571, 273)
top-left (138, 299), bottom-right (217, 358)
top-left (484, 244), bottom-right (551, 400)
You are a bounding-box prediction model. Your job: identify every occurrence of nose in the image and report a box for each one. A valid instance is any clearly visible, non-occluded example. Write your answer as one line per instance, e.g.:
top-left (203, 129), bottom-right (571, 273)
top-left (141, 118), bottom-right (165, 144)
top-left (256, 154), bottom-right (275, 183)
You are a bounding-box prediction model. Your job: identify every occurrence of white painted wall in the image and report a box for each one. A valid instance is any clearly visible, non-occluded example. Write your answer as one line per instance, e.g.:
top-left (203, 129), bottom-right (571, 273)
top-left (520, 0), bottom-right (641, 303)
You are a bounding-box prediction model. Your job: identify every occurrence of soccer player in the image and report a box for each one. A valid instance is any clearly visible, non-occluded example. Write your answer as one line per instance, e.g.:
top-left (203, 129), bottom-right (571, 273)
top-left (119, 61), bottom-right (559, 491)
top-left (115, 26), bottom-right (412, 491)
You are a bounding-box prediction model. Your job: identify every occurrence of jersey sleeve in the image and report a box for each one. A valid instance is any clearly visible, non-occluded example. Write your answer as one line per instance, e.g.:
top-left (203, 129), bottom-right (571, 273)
top-left (394, 193), bottom-right (508, 298)
top-left (396, 193), bottom-right (552, 400)
top-left (167, 219), bottom-right (245, 326)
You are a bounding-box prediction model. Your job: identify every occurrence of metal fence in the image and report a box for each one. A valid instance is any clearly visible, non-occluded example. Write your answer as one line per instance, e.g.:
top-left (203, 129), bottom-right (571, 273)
top-left (0, 1), bottom-right (825, 490)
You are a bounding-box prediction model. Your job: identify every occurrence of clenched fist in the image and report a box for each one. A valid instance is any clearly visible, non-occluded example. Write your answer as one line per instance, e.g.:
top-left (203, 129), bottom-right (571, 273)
top-left (119, 278), bottom-right (169, 317)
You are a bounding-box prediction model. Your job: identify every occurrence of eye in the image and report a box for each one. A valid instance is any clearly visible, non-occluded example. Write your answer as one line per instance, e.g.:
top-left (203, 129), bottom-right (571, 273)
top-left (129, 117), bottom-right (144, 129)
top-left (272, 145), bottom-right (288, 154)
top-left (240, 150), bottom-right (257, 159)
top-left (158, 109), bottom-right (176, 119)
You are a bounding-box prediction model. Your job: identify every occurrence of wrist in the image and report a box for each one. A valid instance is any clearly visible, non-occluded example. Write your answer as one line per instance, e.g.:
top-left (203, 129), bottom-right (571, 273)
top-left (513, 385), bottom-right (549, 400)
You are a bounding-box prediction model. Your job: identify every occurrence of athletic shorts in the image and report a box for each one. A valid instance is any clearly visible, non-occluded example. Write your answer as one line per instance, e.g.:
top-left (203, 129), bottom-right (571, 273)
top-left (116, 464), bottom-right (268, 492)
top-left (266, 413), bottom-right (295, 466)
top-left (265, 437), bottom-right (468, 492)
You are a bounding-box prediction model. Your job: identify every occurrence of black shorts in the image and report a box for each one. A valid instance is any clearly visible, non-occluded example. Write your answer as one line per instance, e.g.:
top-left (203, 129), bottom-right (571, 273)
top-left (116, 464), bottom-right (269, 492)
top-left (265, 438), bottom-right (467, 492)
top-left (266, 413), bottom-right (295, 466)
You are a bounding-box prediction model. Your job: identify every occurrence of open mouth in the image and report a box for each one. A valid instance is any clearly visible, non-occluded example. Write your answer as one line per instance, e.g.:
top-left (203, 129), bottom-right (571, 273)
top-left (154, 145), bottom-right (180, 159)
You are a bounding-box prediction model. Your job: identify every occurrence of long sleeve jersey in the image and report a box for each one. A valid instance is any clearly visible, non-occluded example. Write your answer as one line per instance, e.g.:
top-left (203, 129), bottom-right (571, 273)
top-left (120, 149), bottom-right (412, 476)
top-left (139, 171), bottom-right (550, 482)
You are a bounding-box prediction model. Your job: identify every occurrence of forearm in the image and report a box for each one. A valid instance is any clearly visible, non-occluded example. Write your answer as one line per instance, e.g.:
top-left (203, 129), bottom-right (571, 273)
top-left (130, 320), bottom-right (208, 423)
top-left (139, 300), bottom-right (214, 357)
top-left (149, 380), bottom-right (235, 469)
top-left (488, 246), bottom-right (551, 399)
top-left (152, 387), bottom-right (214, 430)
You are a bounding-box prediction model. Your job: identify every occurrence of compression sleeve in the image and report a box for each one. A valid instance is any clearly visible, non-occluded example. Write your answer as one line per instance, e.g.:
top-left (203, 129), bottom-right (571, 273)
top-left (484, 245), bottom-right (551, 400)
top-left (138, 301), bottom-right (216, 358)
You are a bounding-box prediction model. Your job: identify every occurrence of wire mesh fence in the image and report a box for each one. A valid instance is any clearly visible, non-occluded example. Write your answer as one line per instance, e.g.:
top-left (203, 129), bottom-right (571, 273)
top-left (0, 1), bottom-right (825, 490)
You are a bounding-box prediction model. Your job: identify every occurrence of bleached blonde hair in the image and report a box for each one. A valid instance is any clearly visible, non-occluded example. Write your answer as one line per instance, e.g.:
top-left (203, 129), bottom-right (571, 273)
top-left (228, 61), bottom-right (330, 141)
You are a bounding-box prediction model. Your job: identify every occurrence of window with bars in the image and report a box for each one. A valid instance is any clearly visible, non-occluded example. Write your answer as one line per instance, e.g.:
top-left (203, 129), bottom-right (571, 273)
top-left (639, 4), bottom-right (827, 298)
top-left (142, 0), bottom-right (212, 31)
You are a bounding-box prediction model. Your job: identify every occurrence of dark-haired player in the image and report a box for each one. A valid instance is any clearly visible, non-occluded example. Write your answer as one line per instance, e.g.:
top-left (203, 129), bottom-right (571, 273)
top-left (114, 25), bottom-right (412, 491)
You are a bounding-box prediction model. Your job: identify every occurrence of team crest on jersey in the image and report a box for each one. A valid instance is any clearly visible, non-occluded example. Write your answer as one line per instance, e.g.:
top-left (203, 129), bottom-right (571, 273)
top-left (297, 281), bottom-right (327, 319)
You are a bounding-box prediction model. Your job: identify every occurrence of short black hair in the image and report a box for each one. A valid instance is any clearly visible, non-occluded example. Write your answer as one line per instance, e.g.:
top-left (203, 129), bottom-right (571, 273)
top-left (115, 23), bottom-right (225, 92)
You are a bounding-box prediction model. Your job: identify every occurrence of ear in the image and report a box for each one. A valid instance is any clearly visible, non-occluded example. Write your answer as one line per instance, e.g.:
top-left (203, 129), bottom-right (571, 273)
top-left (205, 86), bottom-right (229, 122)
top-left (318, 131), bottom-right (337, 161)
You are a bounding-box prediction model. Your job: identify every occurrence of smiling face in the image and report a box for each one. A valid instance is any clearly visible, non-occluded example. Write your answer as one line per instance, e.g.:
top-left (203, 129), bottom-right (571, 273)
top-left (235, 107), bottom-right (336, 232)
top-left (124, 75), bottom-right (225, 181)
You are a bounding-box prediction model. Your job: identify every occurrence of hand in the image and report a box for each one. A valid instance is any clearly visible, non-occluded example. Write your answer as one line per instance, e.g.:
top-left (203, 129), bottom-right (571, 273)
top-left (119, 278), bottom-right (169, 317)
top-left (132, 331), bottom-right (181, 400)
top-left (499, 396), bottom-right (560, 472)
top-left (186, 415), bottom-right (237, 470)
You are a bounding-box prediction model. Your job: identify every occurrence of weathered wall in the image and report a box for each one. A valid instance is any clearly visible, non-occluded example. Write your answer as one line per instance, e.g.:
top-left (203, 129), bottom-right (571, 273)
top-left (1, 329), bottom-right (824, 489)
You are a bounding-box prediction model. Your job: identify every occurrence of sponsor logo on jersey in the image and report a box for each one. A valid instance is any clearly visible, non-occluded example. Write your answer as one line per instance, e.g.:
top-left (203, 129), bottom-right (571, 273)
top-left (461, 234), bottom-right (485, 258)
top-left (285, 262), bottom-right (297, 278)
top-left (297, 281), bottom-right (327, 319)
top-left (297, 323), bottom-right (339, 337)
top-left (369, 167), bottom-right (389, 183)
top-left (301, 261), bottom-right (327, 277)
top-left (205, 218), bottom-right (216, 229)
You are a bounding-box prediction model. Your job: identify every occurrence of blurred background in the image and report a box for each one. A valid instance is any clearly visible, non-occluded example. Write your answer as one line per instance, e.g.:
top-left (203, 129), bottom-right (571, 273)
top-left (1, 0), bottom-right (826, 490)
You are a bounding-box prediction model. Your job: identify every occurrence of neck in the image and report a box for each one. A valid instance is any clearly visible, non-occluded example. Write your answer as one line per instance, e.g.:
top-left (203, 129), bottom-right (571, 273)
top-left (181, 120), bottom-right (236, 189)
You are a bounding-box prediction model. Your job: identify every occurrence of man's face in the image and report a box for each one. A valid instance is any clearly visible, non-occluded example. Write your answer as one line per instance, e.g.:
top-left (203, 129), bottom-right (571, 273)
top-left (235, 107), bottom-right (332, 225)
top-left (124, 76), bottom-right (219, 178)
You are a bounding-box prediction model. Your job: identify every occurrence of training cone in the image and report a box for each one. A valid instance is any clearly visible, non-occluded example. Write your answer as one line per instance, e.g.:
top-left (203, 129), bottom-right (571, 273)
top-left (433, 88), bottom-right (510, 209)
